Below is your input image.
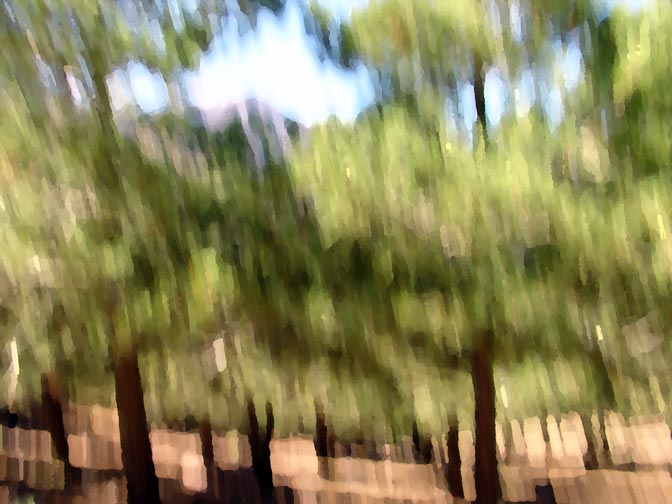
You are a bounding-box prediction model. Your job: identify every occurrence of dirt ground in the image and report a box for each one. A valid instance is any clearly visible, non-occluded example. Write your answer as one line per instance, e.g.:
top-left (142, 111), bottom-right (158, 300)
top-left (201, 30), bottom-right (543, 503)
top-left (0, 407), bottom-right (671, 503)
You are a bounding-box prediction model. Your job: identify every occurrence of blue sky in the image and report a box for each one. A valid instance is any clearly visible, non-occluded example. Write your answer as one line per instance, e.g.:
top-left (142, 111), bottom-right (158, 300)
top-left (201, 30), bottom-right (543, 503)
top-left (110, 0), bottom-right (649, 129)
top-left (183, 0), bottom-right (373, 124)
top-left (110, 0), bottom-right (374, 125)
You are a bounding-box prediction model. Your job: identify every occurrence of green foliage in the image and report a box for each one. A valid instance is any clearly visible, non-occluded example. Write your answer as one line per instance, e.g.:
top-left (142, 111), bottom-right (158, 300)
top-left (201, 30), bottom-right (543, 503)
top-left (288, 0), bottom-right (672, 432)
top-left (2, 0), bottom-right (672, 445)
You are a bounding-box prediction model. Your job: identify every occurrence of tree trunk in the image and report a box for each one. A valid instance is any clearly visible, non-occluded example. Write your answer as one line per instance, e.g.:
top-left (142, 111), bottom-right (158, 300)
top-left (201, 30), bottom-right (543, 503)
top-left (471, 330), bottom-right (501, 504)
top-left (40, 373), bottom-right (81, 489)
top-left (535, 415), bottom-right (558, 503)
top-left (113, 351), bottom-right (161, 504)
top-left (587, 347), bottom-right (616, 468)
top-left (446, 417), bottom-right (464, 499)
top-left (581, 411), bottom-right (613, 470)
top-left (199, 418), bottom-right (218, 500)
top-left (412, 420), bottom-right (433, 464)
top-left (473, 51), bottom-right (488, 146)
top-left (247, 399), bottom-right (274, 498)
top-left (314, 403), bottom-right (330, 479)
top-left (579, 413), bottom-right (598, 470)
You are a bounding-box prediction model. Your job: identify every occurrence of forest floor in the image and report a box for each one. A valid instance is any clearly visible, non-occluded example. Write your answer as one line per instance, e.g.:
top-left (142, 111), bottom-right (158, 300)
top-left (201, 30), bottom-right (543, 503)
top-left (0, 404), bottom-right (671, 503)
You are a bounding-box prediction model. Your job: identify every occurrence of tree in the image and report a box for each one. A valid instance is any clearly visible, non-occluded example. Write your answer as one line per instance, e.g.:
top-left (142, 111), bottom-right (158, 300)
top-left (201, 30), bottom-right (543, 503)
top-left (288, 2), bottom-right (672, 503)
top-left (0, 91), bottom-right (95, 489)
top-left (0, 1), bottom-right (294, 501)
top-left (5, 2), bottom-right (672, 504)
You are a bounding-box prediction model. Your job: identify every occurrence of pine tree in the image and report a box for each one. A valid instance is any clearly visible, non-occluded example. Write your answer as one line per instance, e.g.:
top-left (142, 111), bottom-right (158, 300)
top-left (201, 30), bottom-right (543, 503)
top-left (291, 1), bottom-right (672, 502)
top-left (0, 1), bottom-right (290, 501)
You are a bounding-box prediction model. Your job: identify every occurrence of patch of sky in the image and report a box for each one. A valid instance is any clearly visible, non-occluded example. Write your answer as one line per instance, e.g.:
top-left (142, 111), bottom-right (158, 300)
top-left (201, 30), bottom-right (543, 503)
top-left (183, 0), bottom-right (374, 125)
top-left (128, 64), bottom-right (169, 114)
top-left (113, 0), bottom-right (651, 128)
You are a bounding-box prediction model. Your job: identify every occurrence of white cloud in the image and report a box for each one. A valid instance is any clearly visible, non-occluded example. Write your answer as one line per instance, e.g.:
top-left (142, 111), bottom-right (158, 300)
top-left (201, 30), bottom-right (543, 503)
top-left (184, 0), bottom-right (374, 125)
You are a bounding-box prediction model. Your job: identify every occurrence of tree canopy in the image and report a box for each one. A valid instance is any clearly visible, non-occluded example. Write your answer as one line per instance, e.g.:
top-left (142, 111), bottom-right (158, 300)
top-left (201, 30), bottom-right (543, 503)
top-left (2, 0), bottom-right (672, 502)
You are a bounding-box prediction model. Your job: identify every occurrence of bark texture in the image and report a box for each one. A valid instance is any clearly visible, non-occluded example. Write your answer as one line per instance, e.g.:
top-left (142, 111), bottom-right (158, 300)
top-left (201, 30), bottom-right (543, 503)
top-left (113, 351), bottom-right (161, 504)
top-left (446, 418), bottom-right (464, 499)
top-left (199, 418), bottom-right (218, 499)
top-left (471, 330), bottom-right (501, 504)
top-left (41, 373), bottom-right (81, 489)
top-left (315, 403), bottom-right (330, 479)
top-left (247, 399), bottom-right (274, 498)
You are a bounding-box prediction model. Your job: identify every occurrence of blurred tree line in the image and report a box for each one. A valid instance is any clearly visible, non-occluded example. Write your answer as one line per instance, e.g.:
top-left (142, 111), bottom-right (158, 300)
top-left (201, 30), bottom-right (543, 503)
top-left (1, 1), bottom-right (672, 503)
